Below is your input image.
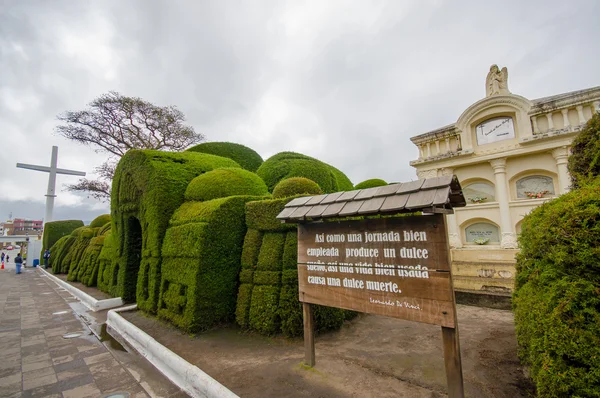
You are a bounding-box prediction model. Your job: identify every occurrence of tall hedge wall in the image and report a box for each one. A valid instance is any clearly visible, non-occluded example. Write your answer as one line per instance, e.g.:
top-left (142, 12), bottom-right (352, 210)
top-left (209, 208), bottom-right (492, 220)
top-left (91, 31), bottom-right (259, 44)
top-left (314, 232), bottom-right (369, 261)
top-left (48, 235), bottom-right (75, 274)
top-left (158, 195), bottom-right (265, 331)
top-left (111, 149), bottom-right (240, 310)
top-left (256, 152), bottom-right (353, 193)
top-left (97, 231), bottom-right (119, 297)
top-left (236, 197), bottom-right (351, 336)
top-left (41, 220), bottom-right (84, 264)
top-left (78, 236), bottom-right (106, 286)
top-left (67, 227), bottom-right (98, 282)
top-left (186, 142), bottom-right (264, 172)
top-left (514, 178), bottom-right (600, 396)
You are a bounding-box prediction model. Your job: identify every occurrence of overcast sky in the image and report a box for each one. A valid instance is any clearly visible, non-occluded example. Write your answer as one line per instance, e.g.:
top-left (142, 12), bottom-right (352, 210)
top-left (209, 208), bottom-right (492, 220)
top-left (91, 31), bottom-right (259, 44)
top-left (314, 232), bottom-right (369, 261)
top-left (1, 0), bottom-right (598, 222)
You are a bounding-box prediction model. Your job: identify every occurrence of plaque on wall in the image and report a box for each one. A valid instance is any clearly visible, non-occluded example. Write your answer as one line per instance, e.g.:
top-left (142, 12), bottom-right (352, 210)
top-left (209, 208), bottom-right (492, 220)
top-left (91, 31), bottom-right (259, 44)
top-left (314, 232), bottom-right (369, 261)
top-left (516, 175), bottom-right (554, 199)
top-left (476, 117), bottom-right (515, 145)
top-left (465, 222), bottom-right (499, 242)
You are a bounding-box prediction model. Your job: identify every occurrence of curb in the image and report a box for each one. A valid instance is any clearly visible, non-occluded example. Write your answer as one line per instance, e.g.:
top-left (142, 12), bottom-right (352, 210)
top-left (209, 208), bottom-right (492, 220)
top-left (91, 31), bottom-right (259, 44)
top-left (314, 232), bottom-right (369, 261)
top-left (38, 267), bottom-right (124, 312)
top-left (107, 306), bottom-right (239, 398)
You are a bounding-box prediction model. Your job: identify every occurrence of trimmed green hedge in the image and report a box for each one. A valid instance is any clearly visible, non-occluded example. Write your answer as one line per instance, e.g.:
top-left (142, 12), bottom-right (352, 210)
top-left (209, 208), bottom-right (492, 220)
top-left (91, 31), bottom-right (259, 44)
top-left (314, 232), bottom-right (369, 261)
top-left (568, 112), bottom-right (600, 187)
top-left (49, 235), bottom-right (75, 274)
top-left (354, 178), bottom-right (387, 189)
top-left (272, 177), bottom-right (322, 199)
top-left (111, 149), bottom-right (240, 311)
top-left (89, 214), bottom-right (111, 228)
top-left (514, 178), bottom-right (600, 396)
top-left (257, 152), bottom-right (353, 193)
top-left (187, 142), bottom-right (264, 172)
top-left (158, 195), bottom-right (265, 332)
top-left (97, 231), bottom-right (119, 297)
top-left (236, 197), bottom-right (351, 336)
top-left (79, 236), bottom-right (106, 286)
top-left (185, 168), bottom-right (268, 202)
top-left (67, 227), bottom-right (98, 282)
top-left (41, 220), bottom-right (84, 265)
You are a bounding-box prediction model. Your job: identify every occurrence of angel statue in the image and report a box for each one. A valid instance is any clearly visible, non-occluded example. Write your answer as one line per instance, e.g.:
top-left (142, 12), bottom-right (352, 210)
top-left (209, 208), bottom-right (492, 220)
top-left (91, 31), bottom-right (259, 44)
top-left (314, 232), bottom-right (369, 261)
top-left (486, 64), bottom-right (510, 97)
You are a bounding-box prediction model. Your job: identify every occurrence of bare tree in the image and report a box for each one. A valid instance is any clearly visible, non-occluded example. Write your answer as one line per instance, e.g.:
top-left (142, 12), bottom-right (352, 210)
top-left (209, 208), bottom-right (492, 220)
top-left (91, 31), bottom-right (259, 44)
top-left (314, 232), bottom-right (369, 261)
top-left (56, 91), bottom-right (205, 201)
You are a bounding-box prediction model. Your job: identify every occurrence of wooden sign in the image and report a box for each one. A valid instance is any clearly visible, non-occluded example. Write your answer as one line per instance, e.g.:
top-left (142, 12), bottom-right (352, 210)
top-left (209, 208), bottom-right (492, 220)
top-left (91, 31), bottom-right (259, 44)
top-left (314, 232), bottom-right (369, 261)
top-left (297, 214), bottom-right (455, 327)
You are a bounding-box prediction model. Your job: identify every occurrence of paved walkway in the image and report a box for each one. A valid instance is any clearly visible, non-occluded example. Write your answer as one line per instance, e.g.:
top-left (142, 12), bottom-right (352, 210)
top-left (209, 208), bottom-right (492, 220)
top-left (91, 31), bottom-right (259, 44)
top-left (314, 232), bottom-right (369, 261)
top-left (0, 256), bottom-right (185, 398)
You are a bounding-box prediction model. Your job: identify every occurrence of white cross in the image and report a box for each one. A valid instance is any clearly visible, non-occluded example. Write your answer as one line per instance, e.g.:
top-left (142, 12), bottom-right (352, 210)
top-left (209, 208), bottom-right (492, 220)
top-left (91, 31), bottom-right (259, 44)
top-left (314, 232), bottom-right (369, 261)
top-left (16, 146), bottom-right (86, 225)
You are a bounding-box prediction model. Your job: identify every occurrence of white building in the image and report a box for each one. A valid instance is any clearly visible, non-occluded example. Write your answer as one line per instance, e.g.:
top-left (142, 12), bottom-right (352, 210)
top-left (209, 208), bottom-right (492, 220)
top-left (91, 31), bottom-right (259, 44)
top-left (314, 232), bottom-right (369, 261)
top-left (410, 65), bottom-right (600, 294)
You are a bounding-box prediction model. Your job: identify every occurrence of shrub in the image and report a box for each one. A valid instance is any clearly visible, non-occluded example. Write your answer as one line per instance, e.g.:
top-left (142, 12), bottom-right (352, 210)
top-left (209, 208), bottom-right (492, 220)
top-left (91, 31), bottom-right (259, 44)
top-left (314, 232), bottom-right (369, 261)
top-left (187, 142), bottom-right (264, 172)
top-left (67, 227), bottom-right (98, 282)
top-left (237, 197), bottom-right (355, 336)
top-left (272, 177), bottom-right (322, 198)
top-left (97, 231), bottom-right (119, 297)
top-left (157, 195), bottom-right (265, 332)
top-left (41, 220), bottom-right (84, 263)
top-left (49, 235), bottom-right (75, 273)
top-left (568, 112), bottom-right (600, 187)
top-left (514, 178), bottom-right (600, 396)
top-left (111, 149), bottom-right (240, 312)
top-left (354, 178), bottom-right (387, 189)
top-left (79, 236), bottom-right (106, 286)
top-left (256, 152), bottom-right (353, 193)
top-left (89, 214), bottom-right (111, 228)
top-left (184, 168), bottom-right (268, 202)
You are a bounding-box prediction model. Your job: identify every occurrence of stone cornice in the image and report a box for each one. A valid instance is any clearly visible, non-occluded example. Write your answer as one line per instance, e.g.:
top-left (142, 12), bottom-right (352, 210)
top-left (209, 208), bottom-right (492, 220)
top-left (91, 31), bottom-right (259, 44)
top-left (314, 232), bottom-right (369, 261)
top-left (409, 149), bottom-right (474, 166)
top-left (529, 86), bottom-right (600, 115)
top-left (410, 124), bottom-right (458, 145)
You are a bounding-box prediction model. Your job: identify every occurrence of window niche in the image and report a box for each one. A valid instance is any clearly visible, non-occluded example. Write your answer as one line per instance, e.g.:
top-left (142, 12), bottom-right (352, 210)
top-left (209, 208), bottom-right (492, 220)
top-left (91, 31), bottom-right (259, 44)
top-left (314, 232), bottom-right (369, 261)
top-left (516, 175), bottom-right (555, 199)
top-left (463, 182), bottom-right (495, 204)
top-left (465, 222), bottom-right (500, 244)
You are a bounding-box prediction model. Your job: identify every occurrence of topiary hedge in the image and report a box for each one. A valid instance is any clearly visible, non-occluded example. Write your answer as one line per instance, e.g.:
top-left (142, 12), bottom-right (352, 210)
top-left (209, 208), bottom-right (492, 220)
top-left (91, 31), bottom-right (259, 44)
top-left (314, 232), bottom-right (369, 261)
top-left (513, 178), bottom-right (600, 396)
top-left (354, 178), bottom-right (387, 190)
top-left (236, 196), bottom-right (350, 336)
top-left (97, 231), bottom-right (119, 297)
top-left (79, 235), bottom-right (106, 286)
top-left (89, 214), bottom-right (111, 228)
top-left (41, 220), bottom-right (84, 265)
top-left (256, 152), bottom-right (353, 193)
top-left (158, 195), bottom-right (266, 332)
top-left (48, 235), bottom-right (75, 274)
top-left (568, 112), bottom-right (600, 187)
top-left (186, 142), bottom-right (264, 172)
top-left (67, 227), bottom-right (98, 282)
top-left (272, 177), bottom-right (322, 199)
top-left (111, 149), bottom-right (240, 310)
top-left (184, 168), bottom-right (269, 202)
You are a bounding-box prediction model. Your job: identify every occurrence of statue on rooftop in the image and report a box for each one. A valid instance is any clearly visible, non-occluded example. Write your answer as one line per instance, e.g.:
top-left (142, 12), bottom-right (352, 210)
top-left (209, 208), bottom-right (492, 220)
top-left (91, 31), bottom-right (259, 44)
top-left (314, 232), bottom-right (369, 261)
top-left (486, 64), bottom-right (510, 97)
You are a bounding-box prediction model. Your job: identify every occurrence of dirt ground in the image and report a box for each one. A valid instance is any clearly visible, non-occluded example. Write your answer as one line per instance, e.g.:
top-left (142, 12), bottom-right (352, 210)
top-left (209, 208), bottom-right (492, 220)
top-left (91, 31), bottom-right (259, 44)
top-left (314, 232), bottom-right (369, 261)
top-left (51, 272), bottom-right (113, 300)
top-left (121, 305), bottom-right (534, 398)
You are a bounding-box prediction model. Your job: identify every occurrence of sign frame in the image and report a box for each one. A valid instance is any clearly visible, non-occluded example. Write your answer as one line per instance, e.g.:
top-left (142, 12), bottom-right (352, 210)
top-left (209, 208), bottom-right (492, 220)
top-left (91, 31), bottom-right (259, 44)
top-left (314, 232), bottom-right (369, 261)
top-left (297, 213), bottom-right (465, 397)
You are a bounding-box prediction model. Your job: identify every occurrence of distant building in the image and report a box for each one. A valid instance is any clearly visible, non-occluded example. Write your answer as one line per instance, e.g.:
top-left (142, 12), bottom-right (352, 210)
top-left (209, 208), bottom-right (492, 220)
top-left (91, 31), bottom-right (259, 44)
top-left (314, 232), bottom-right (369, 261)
top-left (409, 65), bottom-right (600, 295)
top-left (11, 218), bottom-right (43, 235)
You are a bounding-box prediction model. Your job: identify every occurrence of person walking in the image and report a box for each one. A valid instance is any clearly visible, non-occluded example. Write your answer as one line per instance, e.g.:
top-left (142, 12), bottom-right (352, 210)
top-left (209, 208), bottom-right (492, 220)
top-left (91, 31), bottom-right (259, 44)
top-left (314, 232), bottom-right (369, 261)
top-left (1, 252), bottom-right (4, 262)
top-left (43, 249), bottom-right (50, 269)
top-left (6, 254), bottom-right (10, 263)
top-left (14, 253), bottom-right (23, 274)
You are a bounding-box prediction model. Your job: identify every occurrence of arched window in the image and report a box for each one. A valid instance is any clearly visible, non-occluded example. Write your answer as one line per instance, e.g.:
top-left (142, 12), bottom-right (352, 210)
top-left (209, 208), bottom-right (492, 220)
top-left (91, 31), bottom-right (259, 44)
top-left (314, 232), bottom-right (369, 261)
top-left (465, 222), bottom-right (500, 243)
top-left (463, 182), bottom-right (495, 204)
top-left (516, 175), bottom-right (555, 199)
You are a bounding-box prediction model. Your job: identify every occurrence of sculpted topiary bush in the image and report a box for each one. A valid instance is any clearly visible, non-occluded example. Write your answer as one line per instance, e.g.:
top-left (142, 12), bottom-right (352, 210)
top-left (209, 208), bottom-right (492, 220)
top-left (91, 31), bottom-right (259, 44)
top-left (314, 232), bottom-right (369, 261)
top-left (67, 227), bottom-right (98, 282)
top-left (111, 149), bottom-right (240, 309)
top-left (89, 214), bottom-right (111, 228)
top-left (187, 142), bottom-right (264, 172)
top-left (185, 168), bottom-right (268, 202)
top-left (97, 231), bottom-right (119, 296)
top-left (257, 152), bottom-right (353, 193)
top-left (41, 220), bottom-right (84, 265)
top-left (236, 197), bottom-right (351, 336)
top-left (158, 195), bottom-right (265, 332)
top-left (354, 178), bottom-right (387, 190)
top-left (514, 178), bottom-right (600, 396)
top-left (272, 177), bottom-right (322, 199)
top-left (568, 112), bottom-right (600, 187)
top-left (49, 235), bottom-right (75, 273)
top-left (79, 235), bottom-right (106, 286)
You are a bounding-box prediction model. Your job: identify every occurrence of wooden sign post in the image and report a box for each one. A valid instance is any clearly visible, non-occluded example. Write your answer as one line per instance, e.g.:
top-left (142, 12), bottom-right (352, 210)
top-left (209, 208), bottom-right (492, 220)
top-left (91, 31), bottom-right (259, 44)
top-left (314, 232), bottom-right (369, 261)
top-left (296, 214), bottom-right (464, 397)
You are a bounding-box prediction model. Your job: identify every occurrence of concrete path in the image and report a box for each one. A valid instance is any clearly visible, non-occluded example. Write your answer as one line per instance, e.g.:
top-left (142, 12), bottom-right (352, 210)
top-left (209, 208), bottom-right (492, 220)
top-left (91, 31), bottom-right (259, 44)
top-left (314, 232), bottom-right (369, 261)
top-left (0, 256), bottom-right (186, 398)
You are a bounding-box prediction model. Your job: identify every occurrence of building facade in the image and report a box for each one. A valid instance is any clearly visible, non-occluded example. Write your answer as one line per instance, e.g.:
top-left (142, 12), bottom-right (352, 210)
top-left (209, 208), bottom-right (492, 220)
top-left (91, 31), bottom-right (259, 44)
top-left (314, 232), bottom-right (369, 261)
top-left (410, 65), bottom-right (600, 294)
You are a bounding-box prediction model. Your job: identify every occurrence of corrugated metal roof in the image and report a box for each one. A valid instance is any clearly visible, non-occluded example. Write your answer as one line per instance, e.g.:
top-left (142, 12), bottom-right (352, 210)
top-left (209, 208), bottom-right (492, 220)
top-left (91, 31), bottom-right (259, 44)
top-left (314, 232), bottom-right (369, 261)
top-left (277, 175), bottom-right (466, 222)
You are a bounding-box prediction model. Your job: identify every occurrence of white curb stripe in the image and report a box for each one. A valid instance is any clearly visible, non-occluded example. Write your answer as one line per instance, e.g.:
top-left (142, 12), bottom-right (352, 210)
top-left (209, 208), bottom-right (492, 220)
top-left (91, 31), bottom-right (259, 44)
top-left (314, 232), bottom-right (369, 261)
top-left (37, 267), bottom-right (124, 312)
top-left (107, 306), bottom-right (239, 398)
